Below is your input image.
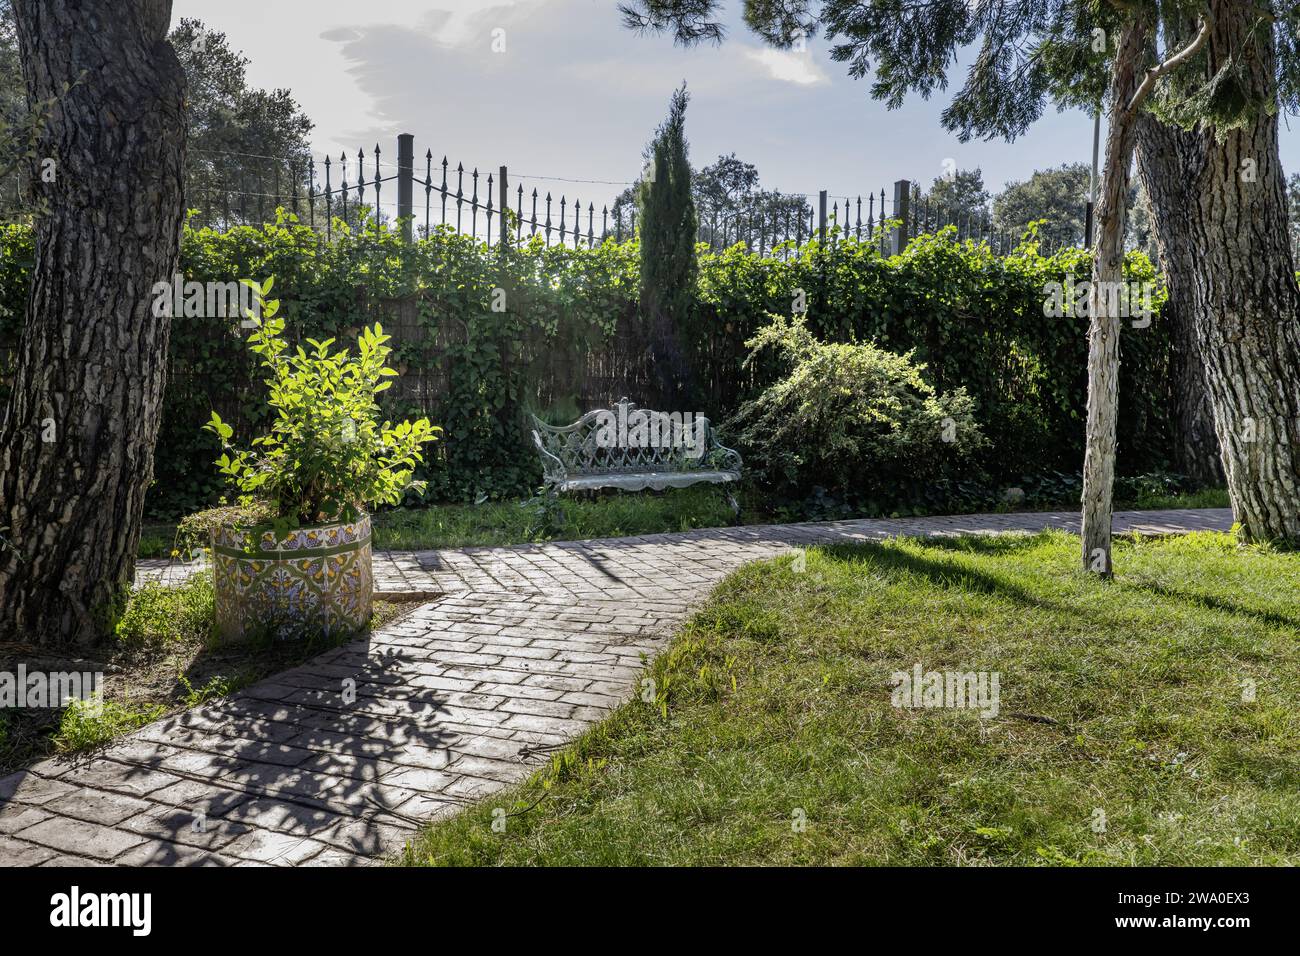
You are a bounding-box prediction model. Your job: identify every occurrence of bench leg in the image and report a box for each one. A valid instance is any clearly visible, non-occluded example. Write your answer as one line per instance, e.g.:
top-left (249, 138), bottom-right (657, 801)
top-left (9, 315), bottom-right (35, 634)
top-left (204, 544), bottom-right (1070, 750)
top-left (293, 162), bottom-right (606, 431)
top-left (724, 488), bottom-right (741, 525)
top-left (532, 483), bottom-right (566, 535)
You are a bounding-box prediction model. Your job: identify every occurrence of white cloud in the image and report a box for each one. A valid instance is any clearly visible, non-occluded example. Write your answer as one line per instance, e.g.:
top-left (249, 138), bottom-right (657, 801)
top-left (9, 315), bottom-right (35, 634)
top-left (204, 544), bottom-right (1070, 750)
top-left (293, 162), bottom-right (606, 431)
top-left (417, 0), bottom-right (540, 48)
top-left (743, 47), bottom-right (828, 86)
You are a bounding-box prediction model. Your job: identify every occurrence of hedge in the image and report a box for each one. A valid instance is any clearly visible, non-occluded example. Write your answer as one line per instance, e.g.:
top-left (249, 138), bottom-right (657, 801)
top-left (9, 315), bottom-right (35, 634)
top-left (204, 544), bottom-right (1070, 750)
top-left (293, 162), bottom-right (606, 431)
top-left (0, 213), bottom-right (1170, 519)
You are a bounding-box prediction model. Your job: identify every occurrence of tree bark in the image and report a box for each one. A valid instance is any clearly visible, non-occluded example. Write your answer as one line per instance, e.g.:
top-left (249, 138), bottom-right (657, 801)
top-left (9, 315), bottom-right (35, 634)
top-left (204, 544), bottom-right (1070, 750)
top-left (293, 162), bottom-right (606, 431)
top-left (1182, 0), bottom-right (1300, 543)
top-left (1133, 113), bottom-right (1224, 487)
top-left (0, 0), bottom-right (186, 643)
top-left (1081, 20), bottom-right (1149, 577)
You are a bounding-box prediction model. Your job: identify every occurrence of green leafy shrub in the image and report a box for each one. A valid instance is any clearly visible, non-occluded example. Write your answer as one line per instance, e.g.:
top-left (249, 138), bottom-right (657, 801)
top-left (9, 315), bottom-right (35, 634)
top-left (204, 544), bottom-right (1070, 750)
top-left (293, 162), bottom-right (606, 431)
top-left (173, 500), bottom-right (277, 557)
top-left (205, 278), bottom-right (440, 525)
top-left (115, 576), bottom-right (215, 646)
top-left (697, 229), bottom-right (1169, 484)
top-left (178, 674), bottom-right (238, 708)
top-left (54, 698), bottom-right (167, 753)
top-left (728, 313), bottom-right (983, 502)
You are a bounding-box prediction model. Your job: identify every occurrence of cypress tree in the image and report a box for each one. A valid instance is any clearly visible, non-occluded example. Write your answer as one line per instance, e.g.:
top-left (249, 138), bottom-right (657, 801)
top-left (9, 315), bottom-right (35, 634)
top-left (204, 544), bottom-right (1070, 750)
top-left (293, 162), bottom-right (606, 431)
top-left (638, 83), bottom-right (698, 403)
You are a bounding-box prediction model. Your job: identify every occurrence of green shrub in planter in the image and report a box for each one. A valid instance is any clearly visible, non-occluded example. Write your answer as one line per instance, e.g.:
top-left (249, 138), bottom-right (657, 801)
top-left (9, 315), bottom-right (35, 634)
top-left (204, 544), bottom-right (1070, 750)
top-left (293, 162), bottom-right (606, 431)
top-left (727, 313), bottom-right (983, 503)
top-left (203, 278), bottom-right (440, 640)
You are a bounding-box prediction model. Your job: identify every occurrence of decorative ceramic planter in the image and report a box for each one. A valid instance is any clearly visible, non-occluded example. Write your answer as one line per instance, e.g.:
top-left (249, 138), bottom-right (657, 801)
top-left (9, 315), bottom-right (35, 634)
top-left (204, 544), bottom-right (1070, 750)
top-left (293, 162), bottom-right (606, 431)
top-left (212, 515), bottom-right (373, 641)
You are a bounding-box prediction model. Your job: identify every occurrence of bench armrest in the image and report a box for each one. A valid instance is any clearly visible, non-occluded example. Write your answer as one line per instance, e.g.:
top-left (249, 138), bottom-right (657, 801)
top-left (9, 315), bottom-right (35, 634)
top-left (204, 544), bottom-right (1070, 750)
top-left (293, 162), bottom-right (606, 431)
top-left (706, 424), bottom-right (743, 472)
top-left (532, 430), bottom-right (568, 486)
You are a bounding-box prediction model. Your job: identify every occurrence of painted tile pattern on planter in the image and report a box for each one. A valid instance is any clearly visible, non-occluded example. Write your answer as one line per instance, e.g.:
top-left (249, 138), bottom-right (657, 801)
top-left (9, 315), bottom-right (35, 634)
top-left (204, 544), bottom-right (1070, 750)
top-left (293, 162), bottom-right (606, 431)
top-left (212, 516), bottom-right (373, 641)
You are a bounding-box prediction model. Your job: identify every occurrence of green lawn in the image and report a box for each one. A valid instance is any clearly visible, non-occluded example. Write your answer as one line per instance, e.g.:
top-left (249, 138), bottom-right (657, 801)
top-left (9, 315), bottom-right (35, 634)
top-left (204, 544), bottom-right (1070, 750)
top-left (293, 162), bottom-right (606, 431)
top-left (400, 530), bottom-right (1299, 866)
top-left (370, 484), bottom-right (745, 550)
top-left (140, 485), bottom-right (1231, 558)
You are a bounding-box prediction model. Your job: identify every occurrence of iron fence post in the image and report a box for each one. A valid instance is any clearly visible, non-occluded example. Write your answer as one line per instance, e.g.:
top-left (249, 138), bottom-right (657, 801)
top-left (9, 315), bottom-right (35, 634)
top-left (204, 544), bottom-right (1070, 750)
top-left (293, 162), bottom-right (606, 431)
top-left (398, 133), bottom-right (414, 241)
top-left (499, 166), bottom-right (509, 253)
top-left (891, 179), bottom-right (910, 255)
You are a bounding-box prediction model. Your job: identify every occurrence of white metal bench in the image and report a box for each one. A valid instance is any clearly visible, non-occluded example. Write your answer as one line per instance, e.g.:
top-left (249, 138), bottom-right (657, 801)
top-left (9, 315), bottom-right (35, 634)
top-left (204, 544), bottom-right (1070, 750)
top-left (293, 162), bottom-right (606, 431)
top-left (531, 398), bottom-right (742, 509)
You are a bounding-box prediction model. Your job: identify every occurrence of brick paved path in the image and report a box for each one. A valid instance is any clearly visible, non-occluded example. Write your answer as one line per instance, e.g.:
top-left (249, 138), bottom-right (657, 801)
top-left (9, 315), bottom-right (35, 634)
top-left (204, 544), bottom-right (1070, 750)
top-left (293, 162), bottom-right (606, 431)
top-left (1, 508), bottom-right (1232, 866)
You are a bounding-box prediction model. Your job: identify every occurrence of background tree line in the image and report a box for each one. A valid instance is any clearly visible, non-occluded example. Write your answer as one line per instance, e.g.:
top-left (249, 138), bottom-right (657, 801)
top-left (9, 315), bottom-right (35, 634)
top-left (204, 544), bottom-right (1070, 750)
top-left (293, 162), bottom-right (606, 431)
top-left (0, 4), bottom-right (313, 228)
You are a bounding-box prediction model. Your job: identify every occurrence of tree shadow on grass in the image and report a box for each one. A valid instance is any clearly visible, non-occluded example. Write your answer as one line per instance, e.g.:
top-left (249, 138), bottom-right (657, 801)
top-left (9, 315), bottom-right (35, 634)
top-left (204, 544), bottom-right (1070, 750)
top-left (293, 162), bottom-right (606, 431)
top-left (912, 532), bottom-right (1059, 557)
top-left (825, 536), bottom-right (1300, 638)
top-left (818, 538), bottom-right (1071, 616)
top-left (1126, 580), bottom-right (1300, 632)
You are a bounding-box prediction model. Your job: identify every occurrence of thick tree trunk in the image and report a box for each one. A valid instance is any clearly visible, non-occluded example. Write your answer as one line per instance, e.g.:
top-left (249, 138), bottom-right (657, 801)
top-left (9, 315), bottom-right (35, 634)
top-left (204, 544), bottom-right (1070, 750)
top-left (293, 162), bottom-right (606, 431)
top-left (1134, 114), bottom-right (1224, 487)
top-left (1081, 21), bottom-right (1148, 577)
top-left (1184, 0), bottom-right (1300, 543)
top-left (0, 0), bottom-right (186, 643)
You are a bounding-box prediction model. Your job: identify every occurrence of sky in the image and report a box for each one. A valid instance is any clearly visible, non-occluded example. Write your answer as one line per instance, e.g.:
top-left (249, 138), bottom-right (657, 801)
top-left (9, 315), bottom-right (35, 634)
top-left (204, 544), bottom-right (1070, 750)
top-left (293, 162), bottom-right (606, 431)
top-left (171, 0), bottom-right (1300, 219)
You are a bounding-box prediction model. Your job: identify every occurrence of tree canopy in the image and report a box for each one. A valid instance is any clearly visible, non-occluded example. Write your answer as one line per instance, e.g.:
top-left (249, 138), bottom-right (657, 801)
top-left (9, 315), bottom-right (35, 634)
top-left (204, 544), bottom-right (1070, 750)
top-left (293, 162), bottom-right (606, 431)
top-left (994, 163), bottom-right (1090, 246)
top-left (613, 148), bottom-right (812, 249)
top-left (619, 1), bottom-right (1292, 136)
top-left (919, 167), bottom-right (990, 230)
top-left (0, 8), bottom-right (314, 227)
top-left (166, 19), bottom-right (314, 227)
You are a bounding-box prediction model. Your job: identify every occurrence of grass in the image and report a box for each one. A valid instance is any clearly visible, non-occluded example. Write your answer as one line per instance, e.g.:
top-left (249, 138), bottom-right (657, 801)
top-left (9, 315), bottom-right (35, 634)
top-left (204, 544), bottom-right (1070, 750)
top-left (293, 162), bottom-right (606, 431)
top-left (139, 485), bottom-right (1232, 558)
top-left (1123, 487), bottom-right (1230, 511)
top-left (373, 485), bottom-right (744, 549)
top-left (400, 530), bottom-right (1299, 866)
top-left (114, 576), bottom-right (413, 646)
top-left (138, 524), bottom-right (175, 560)
top-left (53, 698), bottom-right (168, 753)
top-left (114, 577), bottom-right (216, 645)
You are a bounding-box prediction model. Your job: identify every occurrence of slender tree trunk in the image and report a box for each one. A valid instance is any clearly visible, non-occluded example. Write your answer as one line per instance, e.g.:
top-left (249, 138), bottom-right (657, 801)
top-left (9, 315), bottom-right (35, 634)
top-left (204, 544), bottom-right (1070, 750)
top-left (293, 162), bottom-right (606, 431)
top-left (0, 0), bottom-right (186, 643)
top-left (1081, 21), bottom-right (1148, 577)
top-left (1184, 0), bottom-right (1300, 543)
top-left (1134, 113), bottom-right (1224, 487)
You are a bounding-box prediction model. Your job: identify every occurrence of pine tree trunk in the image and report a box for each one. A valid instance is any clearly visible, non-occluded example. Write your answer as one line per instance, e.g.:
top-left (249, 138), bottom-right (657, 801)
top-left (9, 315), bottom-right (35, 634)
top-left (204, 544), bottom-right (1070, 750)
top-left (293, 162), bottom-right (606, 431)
top-left (1134, 114), bottom-right (1224, 487)
top-left (0, 0), bottom-right (186, 643)
top-left (1183, 0), bottom-right (1300, 543)
top-left (1081, 21), bottom-right (1147, 577)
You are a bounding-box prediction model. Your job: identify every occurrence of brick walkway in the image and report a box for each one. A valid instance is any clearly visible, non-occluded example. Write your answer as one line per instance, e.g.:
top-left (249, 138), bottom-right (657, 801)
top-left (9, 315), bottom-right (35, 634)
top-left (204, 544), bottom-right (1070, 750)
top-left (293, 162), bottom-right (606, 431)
top-left (1, 508), bottom-right (1232, 866)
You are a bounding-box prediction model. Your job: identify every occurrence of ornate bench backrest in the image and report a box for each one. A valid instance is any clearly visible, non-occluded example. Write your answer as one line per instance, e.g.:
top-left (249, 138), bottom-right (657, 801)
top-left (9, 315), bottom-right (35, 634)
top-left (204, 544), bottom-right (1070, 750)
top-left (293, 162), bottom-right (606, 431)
top-left (532, 399), bottom-right (716, 477)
